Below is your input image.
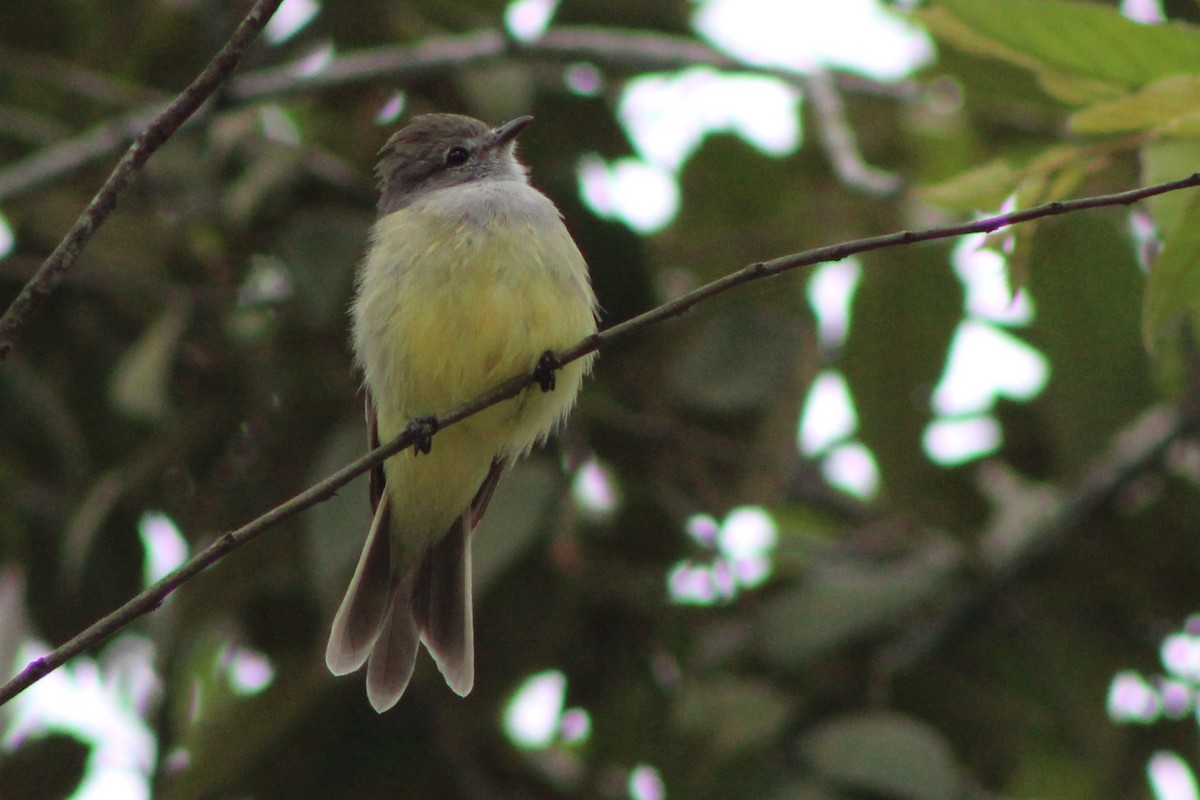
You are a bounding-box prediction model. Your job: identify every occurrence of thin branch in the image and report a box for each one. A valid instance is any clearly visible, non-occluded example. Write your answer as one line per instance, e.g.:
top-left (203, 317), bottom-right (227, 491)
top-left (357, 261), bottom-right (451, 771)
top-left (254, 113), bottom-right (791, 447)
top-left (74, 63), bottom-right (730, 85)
top-left (878, 405), bottom-right (1188, 674)
top-left (228, 27), bottom-right (778, 102)
top-left (1, 171), bottom-right (1198, 706)
top-left (0, 104), bottom-right (73, 145)
top-left (0, 26), bottom-right (907, 202)
top-left (229, 30), bottom-right (509, 102)
top-left (804, 69), bottom-right (903, 196)
top-left (0, 424), bottom-right (414, 707)
top-left (562, 172), bottom-right (1200, 363)
top-left (0, 0), bottom-right (284, 360)
top-left (0, 105), bottom-right (165, 202)
top-left (0, 46), bottom-right (167, 108)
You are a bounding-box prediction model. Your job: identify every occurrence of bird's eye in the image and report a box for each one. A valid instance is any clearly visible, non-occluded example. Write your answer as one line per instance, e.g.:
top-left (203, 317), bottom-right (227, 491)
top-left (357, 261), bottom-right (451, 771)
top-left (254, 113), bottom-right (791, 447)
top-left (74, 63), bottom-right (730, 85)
top-left (445, 146), bottom-right (470, 167)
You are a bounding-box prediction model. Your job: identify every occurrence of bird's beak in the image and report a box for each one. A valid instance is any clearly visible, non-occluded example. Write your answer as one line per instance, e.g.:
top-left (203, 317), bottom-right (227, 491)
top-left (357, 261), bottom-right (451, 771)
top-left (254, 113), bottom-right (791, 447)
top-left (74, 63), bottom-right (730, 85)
top-left (490, 116), bottom-right (533, 149)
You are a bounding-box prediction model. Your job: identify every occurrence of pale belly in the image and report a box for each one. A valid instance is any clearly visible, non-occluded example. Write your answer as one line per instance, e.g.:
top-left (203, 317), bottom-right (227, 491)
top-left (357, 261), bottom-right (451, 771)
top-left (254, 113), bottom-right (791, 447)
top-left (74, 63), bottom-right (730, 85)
top-left (353, 185), bottom-right (596, 565)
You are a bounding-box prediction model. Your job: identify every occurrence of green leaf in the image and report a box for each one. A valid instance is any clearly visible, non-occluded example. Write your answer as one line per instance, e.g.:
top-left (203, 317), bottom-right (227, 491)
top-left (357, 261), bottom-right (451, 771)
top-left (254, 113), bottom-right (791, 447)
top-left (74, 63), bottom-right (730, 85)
top-left (673, 676), bottom-right (793, 756)
top-left (843, 245), bottom-right (964, 517)
top-left (1142, 188), bottom-right (1200, 354)
top-left (918, 144), bottom-right (1095, 214)
top-left (755, 544), bottom-right (959, 667)
top-left (924, 0), bottom-right (1200, 101)
top-left (274, 207), bottom-right (368, 330)
top-left (108, 302), bottom-right (190, 421)
top-left (0, 733), bottom-right (88, 800)
top-left (1141, 138), bottom-right (1200, 239)
top-left (666, 306), bottom-right (806, 414)
top-left (918, 159), bottom-right (1019, 211)
top-left (303, 422), bottom-right (372, 609)
top-left (1007, 754), bottom-right (1105, 800)
top-left (1027, 213), bottom-right (1154, 471)
top-left (766, 780), bottom-right (841, 800)
top-left (802, 712), bottom-right (961, 800)
top-left (1070, 74), bottom-right (1200, 134)
top-left (163, 633), bottom-right (319, 800)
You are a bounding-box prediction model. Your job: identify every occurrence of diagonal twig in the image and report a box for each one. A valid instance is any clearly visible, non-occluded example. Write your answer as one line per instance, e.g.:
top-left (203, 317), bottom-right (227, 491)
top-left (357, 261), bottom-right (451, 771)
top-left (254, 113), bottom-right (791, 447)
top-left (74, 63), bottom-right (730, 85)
top-left (878, 405), bottom-right (1188, 674)
top-left (0, 0), bottom-right (285, 360)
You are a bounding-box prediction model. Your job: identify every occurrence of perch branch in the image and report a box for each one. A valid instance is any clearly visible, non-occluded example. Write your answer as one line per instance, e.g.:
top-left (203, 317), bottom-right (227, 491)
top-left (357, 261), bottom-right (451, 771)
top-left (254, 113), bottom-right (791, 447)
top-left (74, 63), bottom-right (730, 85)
top-left (1, 171), bottom-right (1198, 705)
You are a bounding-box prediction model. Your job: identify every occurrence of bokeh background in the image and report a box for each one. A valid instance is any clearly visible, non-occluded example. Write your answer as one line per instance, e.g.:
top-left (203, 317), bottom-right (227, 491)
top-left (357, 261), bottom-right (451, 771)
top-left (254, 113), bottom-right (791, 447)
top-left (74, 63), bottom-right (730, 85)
top-left (4, 0), bottom-right (1200, 798)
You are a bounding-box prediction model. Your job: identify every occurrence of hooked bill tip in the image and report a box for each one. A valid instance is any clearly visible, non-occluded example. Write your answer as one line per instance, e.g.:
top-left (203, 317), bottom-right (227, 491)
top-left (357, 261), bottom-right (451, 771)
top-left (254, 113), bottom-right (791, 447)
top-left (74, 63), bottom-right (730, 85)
top-left (492, 116), bottom-right (533, 148)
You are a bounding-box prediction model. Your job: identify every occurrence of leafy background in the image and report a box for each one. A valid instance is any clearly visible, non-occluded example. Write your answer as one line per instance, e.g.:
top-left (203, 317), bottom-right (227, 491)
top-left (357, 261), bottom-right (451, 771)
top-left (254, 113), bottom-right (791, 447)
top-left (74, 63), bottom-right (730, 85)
top-left (3, 0), bottom-right (1200, 798)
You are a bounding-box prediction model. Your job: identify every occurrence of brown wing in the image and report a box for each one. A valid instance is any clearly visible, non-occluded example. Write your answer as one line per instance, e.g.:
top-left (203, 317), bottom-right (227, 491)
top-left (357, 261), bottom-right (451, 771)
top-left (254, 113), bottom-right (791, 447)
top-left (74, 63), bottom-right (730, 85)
top-left (470, 458), bottom-right (506, 527)
top-left (366, 393), bottom-right (385, 512)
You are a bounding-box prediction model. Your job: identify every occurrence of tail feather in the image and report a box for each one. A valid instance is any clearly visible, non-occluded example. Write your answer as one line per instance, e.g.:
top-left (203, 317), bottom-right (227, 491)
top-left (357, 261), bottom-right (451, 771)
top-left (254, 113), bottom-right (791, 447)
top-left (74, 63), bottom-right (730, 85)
top-left (328, 461), bottom-right (504, 708)
top-left (325, 494), bottom-right (393, 676)
top-left (413, 515), bottom-right (474, 697)
top-left (366, 580), bottom-right (420, 712)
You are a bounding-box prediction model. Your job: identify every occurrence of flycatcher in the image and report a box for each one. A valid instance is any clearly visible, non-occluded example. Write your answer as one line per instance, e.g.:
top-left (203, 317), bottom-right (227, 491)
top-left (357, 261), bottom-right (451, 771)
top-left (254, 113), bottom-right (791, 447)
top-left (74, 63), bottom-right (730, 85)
top-left (325, 114), bottom-right (598, 712)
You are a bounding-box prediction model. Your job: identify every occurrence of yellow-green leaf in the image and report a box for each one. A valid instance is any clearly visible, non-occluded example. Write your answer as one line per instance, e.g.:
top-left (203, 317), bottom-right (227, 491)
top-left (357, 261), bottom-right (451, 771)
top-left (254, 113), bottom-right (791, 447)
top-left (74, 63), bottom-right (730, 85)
top-left (1071, 74), bottom-right (1200, 134)
top-left (802, 712), bottom-right (962, 800)
top-left (1143, 188), bottom-right (1200, 354)
top-left (918, 159), bottom-right (1019, 211)
top-left (925, 0), bottom-right (1200, 101)
top-left (108, 302), bottom-right (190, 421)
top-left (1141, 139), bottom-right (1200, 239)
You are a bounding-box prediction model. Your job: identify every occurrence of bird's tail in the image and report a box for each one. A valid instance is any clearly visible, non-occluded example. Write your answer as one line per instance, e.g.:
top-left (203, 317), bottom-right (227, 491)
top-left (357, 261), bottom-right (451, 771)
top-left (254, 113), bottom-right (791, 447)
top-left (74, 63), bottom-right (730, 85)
top-left (412, 515), bottom-right (474, 697)
top-left (325, 493), bottom-right (395, 677)
top-left (365, 576), bottom-right (420, 712)
top-left (325, 490), bottom-right (475, 711)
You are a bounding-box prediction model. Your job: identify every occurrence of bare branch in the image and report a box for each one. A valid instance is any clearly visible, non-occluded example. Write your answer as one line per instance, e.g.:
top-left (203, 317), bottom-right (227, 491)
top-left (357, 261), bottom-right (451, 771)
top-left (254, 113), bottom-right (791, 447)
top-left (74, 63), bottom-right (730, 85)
top-left (0, 26), bottom-right (907, 202)
top-left (0, 105), bottom-right (164, 201)
top-left (0, 46), bottom-right (166, 108)
top-left (0, 0), bottom-right (285, 360)
top-left (0, 105), bottom-right (73, 145)
top-left (879, 405), bottom-right (1188, 674)
top-left (230, 30), bottom-right (509, 102)
top-left (228, 27), bottom-right (768, 102)
top-left (0, 420), bottom-right (417, 707)
top-left (232, 25), bottom-right (908, 106)
top-left (2, 171), bottom-right (1198, 706)
top-left (567, 172), bottom-right (1200, 362)
top-left (805, 69), bottom-right (903, 196)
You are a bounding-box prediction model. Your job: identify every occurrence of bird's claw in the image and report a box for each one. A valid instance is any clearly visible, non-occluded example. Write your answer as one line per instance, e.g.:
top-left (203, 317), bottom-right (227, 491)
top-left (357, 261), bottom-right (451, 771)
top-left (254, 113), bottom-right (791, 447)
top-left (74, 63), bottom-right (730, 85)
top-left (533, 351), bottom-right (559, 393)
top-left (406, 415), bottom-right (438, 455)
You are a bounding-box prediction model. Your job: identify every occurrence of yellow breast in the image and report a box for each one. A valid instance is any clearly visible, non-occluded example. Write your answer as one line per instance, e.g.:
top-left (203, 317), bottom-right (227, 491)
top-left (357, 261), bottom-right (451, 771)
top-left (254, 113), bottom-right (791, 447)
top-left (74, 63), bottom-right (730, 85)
top-left (352, 180), bottom-right (597, 551)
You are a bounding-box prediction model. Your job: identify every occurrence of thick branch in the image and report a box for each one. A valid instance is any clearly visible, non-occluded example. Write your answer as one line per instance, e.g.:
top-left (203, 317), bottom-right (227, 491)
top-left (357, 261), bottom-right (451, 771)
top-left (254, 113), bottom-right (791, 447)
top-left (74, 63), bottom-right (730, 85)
top-left (1, 172), bottom-right (1197, 706)
top-left (0, 0), bottom-right (284, 360)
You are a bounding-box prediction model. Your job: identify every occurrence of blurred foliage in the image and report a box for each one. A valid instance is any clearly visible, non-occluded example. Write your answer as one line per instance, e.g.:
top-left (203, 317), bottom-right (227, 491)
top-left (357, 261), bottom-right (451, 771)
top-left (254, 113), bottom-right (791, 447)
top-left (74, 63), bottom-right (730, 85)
top-left (2, 1), bottom-right (1200, 799)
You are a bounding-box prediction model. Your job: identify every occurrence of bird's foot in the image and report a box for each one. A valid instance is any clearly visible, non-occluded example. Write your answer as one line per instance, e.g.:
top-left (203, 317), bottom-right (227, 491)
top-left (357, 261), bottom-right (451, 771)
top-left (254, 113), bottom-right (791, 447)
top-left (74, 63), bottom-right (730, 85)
top-left (406, 415), bottom-right (438, 455)
top-left (533, 351), bottom-right (560, 393)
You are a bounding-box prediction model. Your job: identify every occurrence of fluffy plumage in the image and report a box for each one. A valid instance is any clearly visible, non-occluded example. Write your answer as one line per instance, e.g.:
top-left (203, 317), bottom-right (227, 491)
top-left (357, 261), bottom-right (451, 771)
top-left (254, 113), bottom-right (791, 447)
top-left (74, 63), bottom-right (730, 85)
top-left (325, 114), bottom-right (597, 712)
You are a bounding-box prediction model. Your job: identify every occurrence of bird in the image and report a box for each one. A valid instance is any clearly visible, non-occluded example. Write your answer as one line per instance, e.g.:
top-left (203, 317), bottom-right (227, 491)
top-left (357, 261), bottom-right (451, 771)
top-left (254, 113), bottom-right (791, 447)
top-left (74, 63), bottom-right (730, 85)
top-left (325, 113), bottom-right (598, 712)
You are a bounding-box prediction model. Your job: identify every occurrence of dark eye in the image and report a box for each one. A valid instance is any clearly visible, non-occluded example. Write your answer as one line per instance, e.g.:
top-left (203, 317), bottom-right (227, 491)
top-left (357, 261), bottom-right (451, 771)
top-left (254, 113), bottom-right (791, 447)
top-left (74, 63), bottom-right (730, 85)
top-left (445, 146), bottom-right (470, 167)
